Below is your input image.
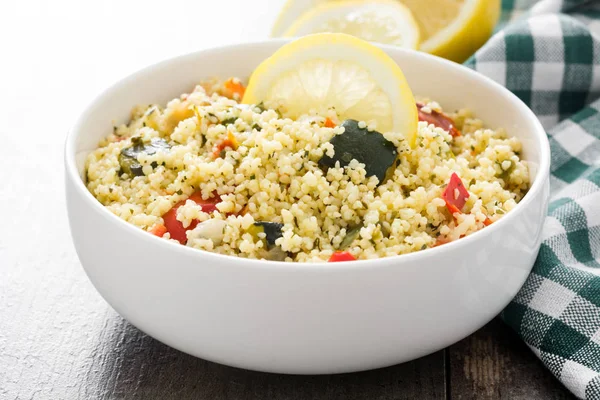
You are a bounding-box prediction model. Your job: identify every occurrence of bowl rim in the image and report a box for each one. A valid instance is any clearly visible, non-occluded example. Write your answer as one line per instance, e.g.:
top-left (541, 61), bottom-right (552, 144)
top-left (65, 38), bottom-right (551, 270)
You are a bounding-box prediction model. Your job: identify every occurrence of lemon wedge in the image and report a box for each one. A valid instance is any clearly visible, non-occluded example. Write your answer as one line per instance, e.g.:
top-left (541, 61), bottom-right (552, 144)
top-left (272, 0), bottom-right (500, 63)
top-left (242, 33), bottom-right (418, 145)
top-left (282, 0), bottom-right (420, 49)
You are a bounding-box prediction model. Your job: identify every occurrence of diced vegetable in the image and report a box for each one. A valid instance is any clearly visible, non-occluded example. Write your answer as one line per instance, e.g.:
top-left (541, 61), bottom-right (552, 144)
top-left (483, 217), bottom-right (493, 226)
top-left (442, 173), bottom-right (470, 214)
top-left (212, 131), bottom-right (239, 159)
top-left (187, 219), bottom-right (228, 246)
top-left (149, 224), bottom-right (168, 237)
top-left (339, 225), bottom-right (362, 249)
top-left (223, 78), bottom-right (246, 100)
top-left (324, 117), bottom-right (336, 128)
top-left (446, 202), bottom-right (461, 215)
top-left (247, 222), bottom-right (286, 261)
top-left (119, 137), bottom-right (170, 177)
top-left (162, 192), bottom-right (222, 244)
top-left (254, 222), bottom-right (284, 247)
top-left (434, 237), bottom-right (450, 247)
top-left (261, 247), bottom-right (288, 261)
top-left (328, 251), bottom-right (357, 262)
top-left (238, 204), bottom-right (250, 216)
top-left (318, 119), bottom-right (398, 184)
top-left (248, 222), bottom-right (283, 247)
top-left (417, 102), bottom-right (461, 137)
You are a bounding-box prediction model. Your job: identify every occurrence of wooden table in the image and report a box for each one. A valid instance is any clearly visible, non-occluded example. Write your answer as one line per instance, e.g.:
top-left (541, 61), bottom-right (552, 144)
top-left (0, 1), bottom-right (574, 398)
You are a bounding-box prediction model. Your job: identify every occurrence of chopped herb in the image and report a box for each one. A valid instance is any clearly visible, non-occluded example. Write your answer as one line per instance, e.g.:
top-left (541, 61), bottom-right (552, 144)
top-left (176, 189), bottom-right (183, 195)
top-left (108, 187), bottom-right (113, 193)
top-left (420, 244), bottom-right (427, 250)
top-left (314, 237), bottom-right (320, 249)
top-left (250, 174), bottom-right (256, 180)
top-left (497, 209), bottom-right (505, 214)
top-left (221, 117), bottom-right (237, 125)
top-left (130, 209), bottom-right (134, 215)
top-left (255, 102), bottom-right (266, 113)
top-left (142, 122), bottom-right (146, 127)
top-left (144, 107), bottom-right (156, 117)
top-left (499, 160), bottom-right (515, 180)
top-left (251, 123), bottom-right (262, 131)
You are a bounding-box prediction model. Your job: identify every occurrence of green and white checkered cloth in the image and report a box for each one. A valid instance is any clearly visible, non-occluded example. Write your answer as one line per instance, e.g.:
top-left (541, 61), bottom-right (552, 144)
top-left (465, 1), bottom-right (600, 398)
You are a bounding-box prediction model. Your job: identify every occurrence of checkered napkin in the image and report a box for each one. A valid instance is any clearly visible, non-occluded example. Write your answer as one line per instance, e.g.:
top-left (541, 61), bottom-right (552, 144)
top-left (464, 0), bottom-right (600, 398)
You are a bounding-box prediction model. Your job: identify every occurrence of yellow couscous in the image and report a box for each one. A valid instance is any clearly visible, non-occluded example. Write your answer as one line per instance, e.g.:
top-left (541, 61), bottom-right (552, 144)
top-left (85, 78), bottom-right (529, 262)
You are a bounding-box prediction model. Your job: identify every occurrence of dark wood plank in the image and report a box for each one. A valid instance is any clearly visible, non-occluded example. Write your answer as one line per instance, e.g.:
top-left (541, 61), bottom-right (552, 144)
top-left (449, 318), bottom-right (575, 400)
top-left (82, 315), bottom-right (447, 400)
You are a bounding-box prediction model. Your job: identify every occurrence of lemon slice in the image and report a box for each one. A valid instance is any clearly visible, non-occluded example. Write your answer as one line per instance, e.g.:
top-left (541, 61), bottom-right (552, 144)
top-left (282, 0), bottom-right (420, 49)
top-left (272, 0), bottom-right (500, 63)
top-left (271, 0), bottom-right (324, 38)
top-left (400, 0), bottom-right (500, 62)
top-left (242, 33), bottom-right (418, 145)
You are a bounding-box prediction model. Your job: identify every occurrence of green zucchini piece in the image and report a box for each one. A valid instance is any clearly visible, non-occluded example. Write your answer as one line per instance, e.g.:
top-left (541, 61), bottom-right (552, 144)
top-left (318, 119), bottom-right (398, 184)
top-left (247, 222), bottom-right (286, 261)
top-left (338, 224), bottom-right (362, 250)
top-left (249, 222), bottom-right (283, 248)
top-left (119, 137), bottom-right (170, 177)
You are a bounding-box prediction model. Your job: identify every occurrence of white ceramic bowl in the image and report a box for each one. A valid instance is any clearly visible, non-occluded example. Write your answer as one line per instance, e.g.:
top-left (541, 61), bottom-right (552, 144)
top-left (65, 40), bottom-right (550, 374)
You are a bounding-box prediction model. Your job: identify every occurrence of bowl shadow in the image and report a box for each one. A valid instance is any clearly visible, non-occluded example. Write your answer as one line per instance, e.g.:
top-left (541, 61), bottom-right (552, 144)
top-left (88, 314), bottom-right (446, 399)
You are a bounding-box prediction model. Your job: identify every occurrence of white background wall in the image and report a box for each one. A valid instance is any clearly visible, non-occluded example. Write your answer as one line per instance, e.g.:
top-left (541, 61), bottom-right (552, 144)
top-left (0, 0), bottom-right (282, 127)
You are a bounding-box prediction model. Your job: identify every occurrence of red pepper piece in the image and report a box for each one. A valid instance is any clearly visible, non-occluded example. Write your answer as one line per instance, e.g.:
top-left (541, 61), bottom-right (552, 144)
top-left (417, 102), bottom-right (461, 137)
top-left (442, 173), bottom-right (470, 214)
top-left (328, 251), bottom-right (357, 262)
top-left (162, 192), bottom-right (221, 244)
